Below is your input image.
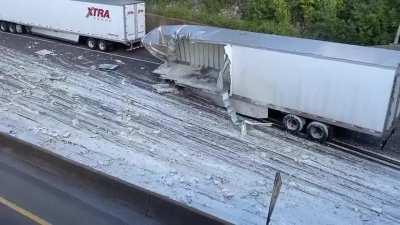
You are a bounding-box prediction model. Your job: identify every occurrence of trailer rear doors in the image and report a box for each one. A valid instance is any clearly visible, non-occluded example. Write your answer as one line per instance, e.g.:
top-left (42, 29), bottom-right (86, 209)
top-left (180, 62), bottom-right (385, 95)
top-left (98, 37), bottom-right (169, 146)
top-left (124, 3), bottom-right (145, 42)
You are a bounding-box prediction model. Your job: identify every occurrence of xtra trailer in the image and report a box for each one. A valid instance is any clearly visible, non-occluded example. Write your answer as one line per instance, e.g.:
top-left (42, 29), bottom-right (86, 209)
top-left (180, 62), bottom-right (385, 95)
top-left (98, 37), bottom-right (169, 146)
top-left (0, 0), bottom-right (145, 51)
top-left (143, 25), bottom-right (400, 144)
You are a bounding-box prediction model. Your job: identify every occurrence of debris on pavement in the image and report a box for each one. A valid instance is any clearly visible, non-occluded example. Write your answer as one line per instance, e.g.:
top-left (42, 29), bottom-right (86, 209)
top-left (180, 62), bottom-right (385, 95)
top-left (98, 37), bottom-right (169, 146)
top-left (97, 63), bottom-right (119, 71)
top-left (152, 83), bottom-right (179, 94)
top-left (35, 49), bottom-right (57, 56)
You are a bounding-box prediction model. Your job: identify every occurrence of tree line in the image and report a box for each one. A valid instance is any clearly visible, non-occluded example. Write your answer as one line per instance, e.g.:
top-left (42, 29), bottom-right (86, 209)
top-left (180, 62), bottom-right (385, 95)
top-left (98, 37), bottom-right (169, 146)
top-left (148, 0), bottom-right (400, 45)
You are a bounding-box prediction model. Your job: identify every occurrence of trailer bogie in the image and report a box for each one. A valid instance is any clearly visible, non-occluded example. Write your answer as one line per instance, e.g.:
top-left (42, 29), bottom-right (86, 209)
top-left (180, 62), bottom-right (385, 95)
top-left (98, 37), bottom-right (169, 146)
top-left (0, 21), bottom-right (26, 34)
top-left (282, 113), bottom-right (331, 142)
top-left (84, 37), bottom-right (112, 51)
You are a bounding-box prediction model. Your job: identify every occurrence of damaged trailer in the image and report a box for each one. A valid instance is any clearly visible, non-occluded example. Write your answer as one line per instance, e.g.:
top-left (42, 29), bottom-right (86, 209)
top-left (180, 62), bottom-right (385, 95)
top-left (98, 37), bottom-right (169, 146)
top-left (143, 25), bottom-right (400, 143)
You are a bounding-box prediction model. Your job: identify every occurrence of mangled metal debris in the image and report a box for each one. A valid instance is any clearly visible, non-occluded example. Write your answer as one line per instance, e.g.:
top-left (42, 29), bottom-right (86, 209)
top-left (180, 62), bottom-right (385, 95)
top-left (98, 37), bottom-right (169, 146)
top-left (152, 83), bottom-right (179, 94)
top-left (35, 49), bottom-right (56, 56)
top-left (97, 64), bottom-right (119, 71)
top-left (142, 25), bottom-right (271, 132)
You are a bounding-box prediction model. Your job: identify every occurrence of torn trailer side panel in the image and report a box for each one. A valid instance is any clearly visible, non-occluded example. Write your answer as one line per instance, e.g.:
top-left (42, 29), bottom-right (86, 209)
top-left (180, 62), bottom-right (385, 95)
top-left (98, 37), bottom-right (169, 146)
top-left (143, 25), bottom-right (400, 140)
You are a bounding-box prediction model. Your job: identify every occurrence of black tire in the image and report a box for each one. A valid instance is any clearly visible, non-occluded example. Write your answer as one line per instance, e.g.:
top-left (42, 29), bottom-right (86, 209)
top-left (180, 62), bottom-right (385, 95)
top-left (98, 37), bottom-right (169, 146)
top-left (8, 23), bottom-right (17, 33)
top-left (24, 26), bottom-right (32, 34)
top-left (307, 122), bottom-right (330, 143)
top-left (98, 40), bottom-right (110, 52)
top-left (0, 22), bottom-right (9, 32)
top-left (283, 114), bottom-right (305, 133)
top-left (16, 24), bottom-right (25, 34)
top-left (87, 38), bottom-right (97, 50)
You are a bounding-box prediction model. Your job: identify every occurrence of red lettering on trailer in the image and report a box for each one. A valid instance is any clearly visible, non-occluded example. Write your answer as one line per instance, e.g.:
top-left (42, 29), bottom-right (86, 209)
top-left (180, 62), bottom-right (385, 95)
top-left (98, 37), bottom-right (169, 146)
top-left (86, 7), bottom-right (111, 19)
top-left (98, 9), bottom-right (104, 17)
top-left (93, 8), bottom-right (98, 16)
top-left (86, 7), bottom-right (94, 17)
top-left (104, 10), bottom-right (110, 18)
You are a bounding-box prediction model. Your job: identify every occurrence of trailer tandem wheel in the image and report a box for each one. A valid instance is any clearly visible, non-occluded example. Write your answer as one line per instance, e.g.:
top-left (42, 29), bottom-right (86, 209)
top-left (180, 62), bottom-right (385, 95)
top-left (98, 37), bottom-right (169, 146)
top-left (0, 22), bottom-right (9, 32)
top-left (15, 24), bottom-right (25, 34)
top-left (98, 40), bottom-right (110, 52)
top-left (283, 114), bottom-right (305, 133)
top-left (87, 38), bottom-right (97, 50)
top-left (8, 23), bottom-right (17, 33)
top-left (307, 122), bottom-right (330, 143)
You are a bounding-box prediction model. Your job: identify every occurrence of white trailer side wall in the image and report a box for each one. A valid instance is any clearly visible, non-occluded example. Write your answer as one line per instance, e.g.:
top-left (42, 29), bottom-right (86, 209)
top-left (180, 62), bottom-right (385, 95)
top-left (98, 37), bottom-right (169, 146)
top-left (226, 45), bottom-right (396, 133)
top-left (0, 0), bottom-right (136, 43)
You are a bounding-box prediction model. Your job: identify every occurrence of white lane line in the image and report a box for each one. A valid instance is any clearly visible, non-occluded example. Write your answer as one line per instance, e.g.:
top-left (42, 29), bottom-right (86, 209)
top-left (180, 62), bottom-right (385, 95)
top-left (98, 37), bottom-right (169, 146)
top-left (0, 32), bottom-right (161, 65)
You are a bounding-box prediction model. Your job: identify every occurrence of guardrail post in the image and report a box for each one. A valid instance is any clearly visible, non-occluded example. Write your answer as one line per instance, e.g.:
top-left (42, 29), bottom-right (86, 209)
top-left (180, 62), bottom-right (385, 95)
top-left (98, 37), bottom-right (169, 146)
top-left (394, 24), bottom-right (400, 45)
top-left (266, 172), bottom-right (282, 225)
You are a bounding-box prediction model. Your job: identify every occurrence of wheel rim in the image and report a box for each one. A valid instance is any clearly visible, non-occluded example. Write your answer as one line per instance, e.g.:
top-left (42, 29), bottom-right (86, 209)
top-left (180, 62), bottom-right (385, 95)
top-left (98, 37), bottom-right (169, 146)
top-left (286, 118), bottom-right (299, 131)
top-left (99, 42), bottom-right (106, 51)
top-left (88, 40), bottom-right (95, 49)
top-left (0, 24), bottom-right (5, 31)
top-left (310, 126), bottom-right (324, 139)
top-left (9, 25), bottom-right (15, 33)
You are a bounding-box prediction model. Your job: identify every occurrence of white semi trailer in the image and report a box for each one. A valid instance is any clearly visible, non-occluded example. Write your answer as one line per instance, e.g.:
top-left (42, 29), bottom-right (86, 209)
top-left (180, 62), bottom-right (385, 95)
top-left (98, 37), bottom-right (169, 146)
top-left (143, 25), bottom-right (400, 144)
top-left (0, 0), bottom-right (145, 51)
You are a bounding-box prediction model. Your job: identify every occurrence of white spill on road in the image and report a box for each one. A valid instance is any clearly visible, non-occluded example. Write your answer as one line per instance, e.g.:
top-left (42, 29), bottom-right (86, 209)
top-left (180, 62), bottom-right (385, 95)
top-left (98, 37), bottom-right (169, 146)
top-left (0, 45), bottom-right (400, 225)
top-left (34, 49), bottom-right (56, 57)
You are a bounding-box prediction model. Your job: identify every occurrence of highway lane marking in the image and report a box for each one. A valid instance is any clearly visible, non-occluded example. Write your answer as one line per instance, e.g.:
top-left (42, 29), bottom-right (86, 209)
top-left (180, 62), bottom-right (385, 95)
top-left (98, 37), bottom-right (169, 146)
top-left (0, 196), bottom-right (52, 225)
top-left (0, 31), bottom-right (161, 65)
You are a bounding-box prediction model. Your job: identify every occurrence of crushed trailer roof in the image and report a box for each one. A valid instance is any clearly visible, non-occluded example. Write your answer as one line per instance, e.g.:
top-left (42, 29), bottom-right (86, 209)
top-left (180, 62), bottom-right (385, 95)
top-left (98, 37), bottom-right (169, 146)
top-left (154, 25), bottom-right (400, 69)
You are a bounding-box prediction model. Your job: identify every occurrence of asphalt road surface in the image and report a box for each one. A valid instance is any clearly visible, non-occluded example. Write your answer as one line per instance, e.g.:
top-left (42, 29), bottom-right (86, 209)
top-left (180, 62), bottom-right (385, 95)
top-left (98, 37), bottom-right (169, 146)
top-left (0, 133), bottom-right (228, 225)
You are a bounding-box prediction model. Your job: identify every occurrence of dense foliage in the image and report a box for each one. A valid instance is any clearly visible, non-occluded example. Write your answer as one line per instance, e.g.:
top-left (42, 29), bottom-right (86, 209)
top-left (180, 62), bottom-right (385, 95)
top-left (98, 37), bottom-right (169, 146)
top-left (147, 0), bottom-right (400, 45)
